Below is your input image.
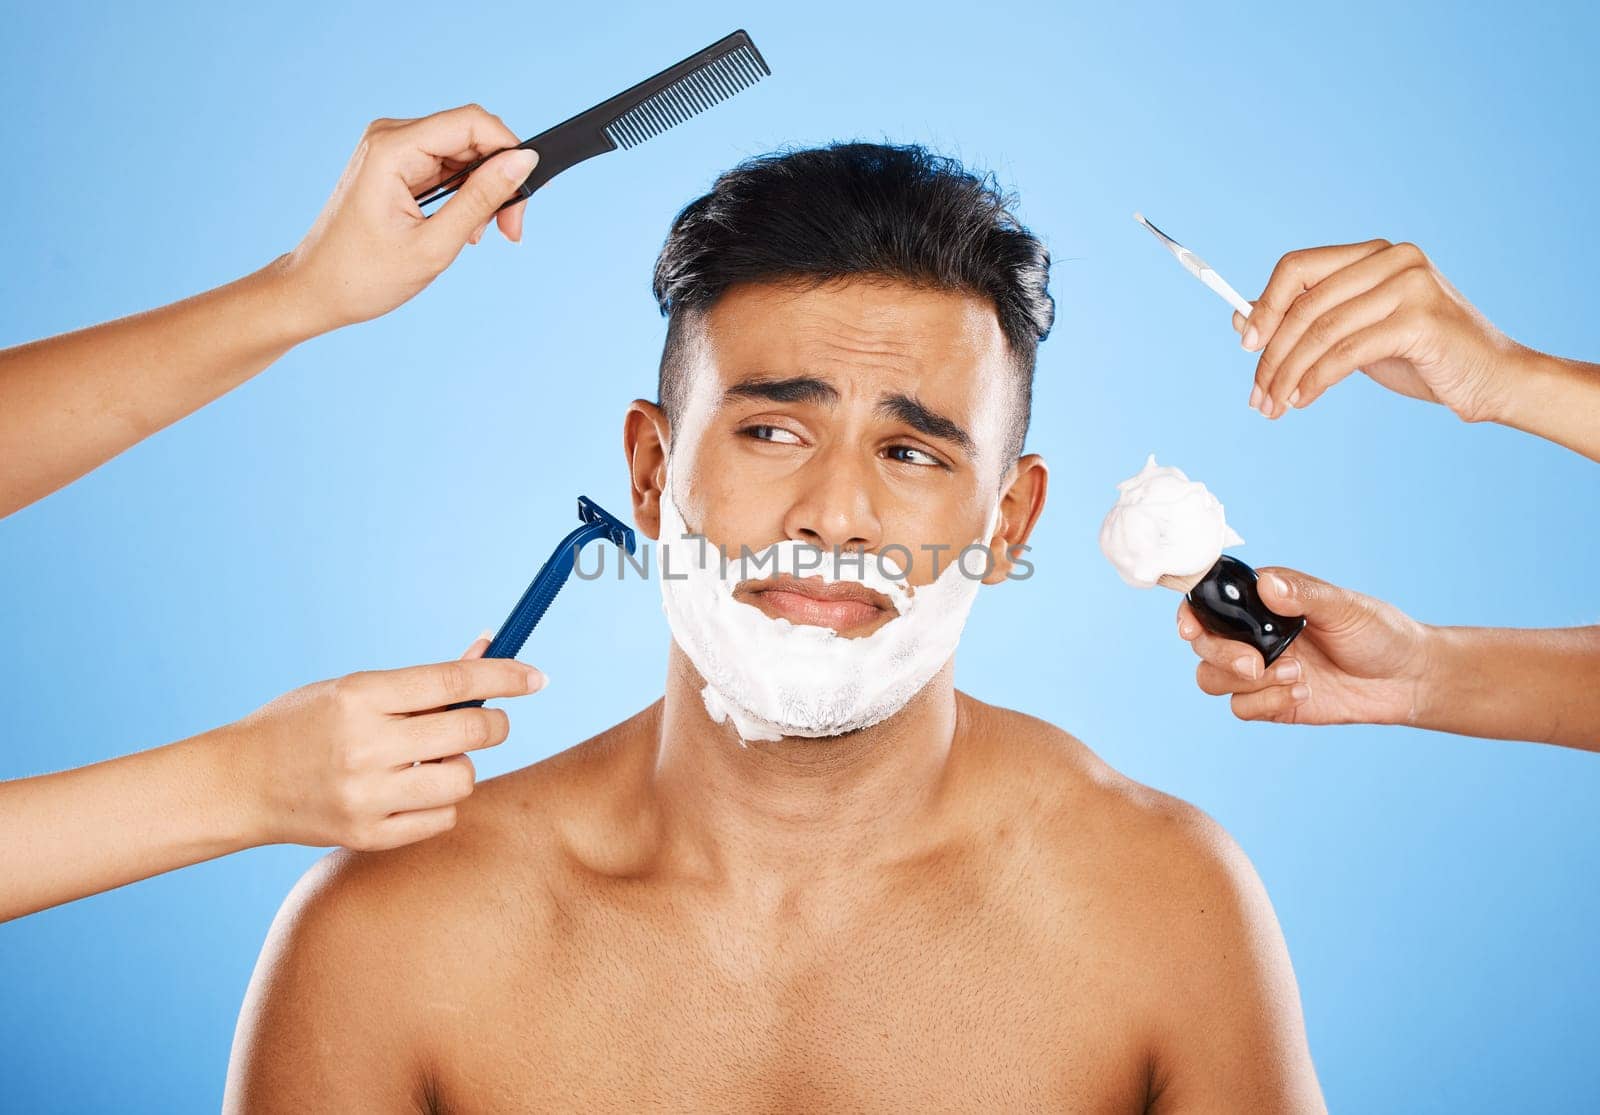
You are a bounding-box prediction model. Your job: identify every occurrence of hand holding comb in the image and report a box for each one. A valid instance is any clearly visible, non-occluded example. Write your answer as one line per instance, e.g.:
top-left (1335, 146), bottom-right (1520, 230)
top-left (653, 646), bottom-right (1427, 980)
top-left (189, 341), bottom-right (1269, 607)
top-left (415, 30), bottom-right (770, 213)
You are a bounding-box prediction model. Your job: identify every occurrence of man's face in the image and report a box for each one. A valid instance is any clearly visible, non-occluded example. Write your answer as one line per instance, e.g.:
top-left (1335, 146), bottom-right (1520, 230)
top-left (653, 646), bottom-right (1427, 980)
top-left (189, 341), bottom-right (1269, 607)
top-left (661, 278), bottom-right (1019, 636)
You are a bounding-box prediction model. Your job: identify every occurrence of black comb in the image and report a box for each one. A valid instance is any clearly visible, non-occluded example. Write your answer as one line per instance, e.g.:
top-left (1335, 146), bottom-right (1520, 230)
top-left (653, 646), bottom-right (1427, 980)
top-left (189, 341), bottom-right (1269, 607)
top-left (413, 30), bottom-right (770, 213)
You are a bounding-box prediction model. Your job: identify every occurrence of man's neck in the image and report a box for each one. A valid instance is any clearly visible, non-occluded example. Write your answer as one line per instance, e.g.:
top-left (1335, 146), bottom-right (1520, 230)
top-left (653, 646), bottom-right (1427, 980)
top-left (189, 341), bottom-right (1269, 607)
top-left (649, 646), bottom-right (963, 895)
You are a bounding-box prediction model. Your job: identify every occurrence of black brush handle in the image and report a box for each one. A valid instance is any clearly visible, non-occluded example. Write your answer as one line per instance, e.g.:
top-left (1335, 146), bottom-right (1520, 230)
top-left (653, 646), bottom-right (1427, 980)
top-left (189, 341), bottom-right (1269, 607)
top-left (1187, 555), bottom-right (1307, 668)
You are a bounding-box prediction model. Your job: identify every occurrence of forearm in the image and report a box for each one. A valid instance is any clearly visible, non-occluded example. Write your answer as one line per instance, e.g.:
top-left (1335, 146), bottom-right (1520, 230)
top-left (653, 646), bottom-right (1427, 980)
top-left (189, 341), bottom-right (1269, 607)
top-left (0, 727), bottom-right (263, 922)
top-left (1488, 349), bottom-right (1600, 464)
top-left (0, 255), bottom-right (321, 518)
top-left (1414, 625), bottom-right (1600, 750)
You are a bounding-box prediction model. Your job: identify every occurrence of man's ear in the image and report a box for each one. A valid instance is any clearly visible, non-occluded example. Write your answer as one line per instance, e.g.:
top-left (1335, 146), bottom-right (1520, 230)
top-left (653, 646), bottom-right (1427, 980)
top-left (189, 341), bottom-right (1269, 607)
top-left (624, 401), bottom-right (670, 540)
top-left (982, 453), bottom-right (1048, 585)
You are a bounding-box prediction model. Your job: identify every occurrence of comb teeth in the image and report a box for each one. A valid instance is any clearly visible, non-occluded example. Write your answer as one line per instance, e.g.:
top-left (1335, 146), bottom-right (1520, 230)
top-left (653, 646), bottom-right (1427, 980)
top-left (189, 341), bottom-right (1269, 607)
top-left (604, 43), bottom-right (770, 150)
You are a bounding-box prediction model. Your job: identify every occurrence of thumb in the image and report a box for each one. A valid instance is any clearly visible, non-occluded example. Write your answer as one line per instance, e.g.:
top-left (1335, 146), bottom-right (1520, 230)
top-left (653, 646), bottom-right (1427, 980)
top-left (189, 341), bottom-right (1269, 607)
top-left (424, 148), bottom-right (538, 256)
top-left (1256, 566), bottom-right (1373, 633)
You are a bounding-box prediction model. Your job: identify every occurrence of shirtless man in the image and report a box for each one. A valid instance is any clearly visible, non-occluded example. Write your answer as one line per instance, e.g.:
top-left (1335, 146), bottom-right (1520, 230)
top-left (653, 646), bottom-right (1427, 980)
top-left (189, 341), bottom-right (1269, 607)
top-left (226, 143), bottom-right (1324, 1113)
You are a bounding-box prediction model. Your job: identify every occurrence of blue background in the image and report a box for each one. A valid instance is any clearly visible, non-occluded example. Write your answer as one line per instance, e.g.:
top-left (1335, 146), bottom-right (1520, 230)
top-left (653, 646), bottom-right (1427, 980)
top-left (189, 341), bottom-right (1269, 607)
top-left (3, 1), bottom-right (1598, 1110)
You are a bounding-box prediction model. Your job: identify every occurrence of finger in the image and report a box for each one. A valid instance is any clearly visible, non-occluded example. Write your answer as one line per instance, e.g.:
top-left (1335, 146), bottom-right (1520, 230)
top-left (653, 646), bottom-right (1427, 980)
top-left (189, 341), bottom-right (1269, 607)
top-left (1230, 683), bottom-right (1312, 724)
top-left (384, 753), bottom-right (478, 812)
top-left (1255, 566), bottom-right (1375, 634)
top-left (460, 631), bottom-right (493, 661)
top-left (1259, 273), bottom-right (1414, 417)
top-left (1197, 654), bottom-right (1301, 696)
top-left (406, 153), bottom-right (482, 199)
top-left (468, 220), bottom-right (488, 246)
top-left (1294, 312), bottom-right (1422, 409)
top-left (1197, 660), bottom-right (1254, 696)
top-left (1241, 240), bottom-right (1391, 356)
top-left (368, 805), bottom-right (459, 849)
top-left (1185, 625), bottom-right (1230, 661)
top-left (423, 148), bottom-right (539, 260)
top-left (396, 706), bottom-right (511, 763)
top-left (357, 657), bottom-right (545, 714)
top-left (1267, 656), bottom-right (1305, 686)
top-left (1251, 244), bottom-right (1418, 413)
top-left (376, 103), bottom-right (522, 191)
top-left (496, 197), bottom-right (527, 243)
top-left (1176, 601), bottom-right (1201, 641)
top-left (1196, 661), bottom-right (1237, 696)
top-left (1190, 629), bottom-right (1266, 680)
top-left (1231, 309), bottom-right (1247, 336)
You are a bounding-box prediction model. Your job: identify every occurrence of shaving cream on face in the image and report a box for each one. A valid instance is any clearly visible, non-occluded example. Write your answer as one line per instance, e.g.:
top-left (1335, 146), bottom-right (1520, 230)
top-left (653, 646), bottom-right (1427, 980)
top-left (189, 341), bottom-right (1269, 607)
top-left (657, 470), bottom-right (994, 742)
top-left (1098, 454), bottom-right (1244, 589)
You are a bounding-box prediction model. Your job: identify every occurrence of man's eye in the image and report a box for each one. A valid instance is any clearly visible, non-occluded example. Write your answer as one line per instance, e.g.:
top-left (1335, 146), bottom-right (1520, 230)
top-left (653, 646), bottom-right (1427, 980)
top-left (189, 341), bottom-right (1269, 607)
top-left (885, 444), bottom-right (945, 468)
top-left (741, 424), bottom-right (803, 446)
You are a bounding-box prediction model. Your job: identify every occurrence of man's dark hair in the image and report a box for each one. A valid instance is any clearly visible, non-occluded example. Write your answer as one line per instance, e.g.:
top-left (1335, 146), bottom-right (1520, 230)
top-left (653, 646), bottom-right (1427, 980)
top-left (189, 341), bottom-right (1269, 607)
top-left (651, 142), bottom-right (1055, 464)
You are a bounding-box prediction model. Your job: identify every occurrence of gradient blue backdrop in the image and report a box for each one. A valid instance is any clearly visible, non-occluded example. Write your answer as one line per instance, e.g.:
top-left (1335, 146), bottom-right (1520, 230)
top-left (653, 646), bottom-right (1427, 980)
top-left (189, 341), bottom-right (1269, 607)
top-left (3, 1), bottom-right (1598, 1110)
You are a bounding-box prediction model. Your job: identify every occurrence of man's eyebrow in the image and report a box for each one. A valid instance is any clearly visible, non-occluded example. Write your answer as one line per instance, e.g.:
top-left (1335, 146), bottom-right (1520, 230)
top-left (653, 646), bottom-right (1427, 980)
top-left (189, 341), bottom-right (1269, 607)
top-left (722, 375), bottom-right (841, 407)
top-left (877, 393), bottom-right (975, 457)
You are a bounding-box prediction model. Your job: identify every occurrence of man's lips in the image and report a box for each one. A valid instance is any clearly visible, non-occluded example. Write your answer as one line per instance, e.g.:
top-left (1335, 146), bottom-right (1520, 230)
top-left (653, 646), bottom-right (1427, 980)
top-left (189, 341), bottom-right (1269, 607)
top-left (735, 575), bottom-right (897, 634)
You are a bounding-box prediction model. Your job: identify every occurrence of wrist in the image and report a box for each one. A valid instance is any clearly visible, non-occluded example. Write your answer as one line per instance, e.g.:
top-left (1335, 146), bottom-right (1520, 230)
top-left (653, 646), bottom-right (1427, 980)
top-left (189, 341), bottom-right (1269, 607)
top-left (1455, 341), bottom-right (1530, 425)
top-left (257, 251), bottom-right (345, 344)
top-left (1404, 623), bottom-right (1456, 730)
top-left (1482, 345), bottom-right (1565, 428)
top-left (187, 722), bottom-right (275, 850)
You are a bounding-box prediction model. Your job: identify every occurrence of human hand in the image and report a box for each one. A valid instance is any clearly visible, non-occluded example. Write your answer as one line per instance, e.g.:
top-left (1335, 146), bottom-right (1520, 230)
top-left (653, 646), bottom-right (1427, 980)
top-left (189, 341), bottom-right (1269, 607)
top-left (280, 104), bottom-right (538, 335)
top-left (223, 635), bottom-right (546, 850)
top-left (1177, 566), bottom-right (1433, 726)
top-left (1236, 240), bottom-right (1527, 423)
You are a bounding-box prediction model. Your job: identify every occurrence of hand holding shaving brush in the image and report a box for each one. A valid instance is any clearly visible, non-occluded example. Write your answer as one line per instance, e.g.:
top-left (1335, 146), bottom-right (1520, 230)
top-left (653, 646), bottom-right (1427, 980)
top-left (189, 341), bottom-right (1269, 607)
top-left (1100, 455), bottom-right (1305, 667)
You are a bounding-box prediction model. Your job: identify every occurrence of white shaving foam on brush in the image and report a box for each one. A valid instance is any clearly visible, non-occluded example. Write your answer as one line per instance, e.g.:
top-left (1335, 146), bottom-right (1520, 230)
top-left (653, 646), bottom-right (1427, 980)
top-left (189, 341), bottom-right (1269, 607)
top-left (1098, 454), bottom-right (1244, 590)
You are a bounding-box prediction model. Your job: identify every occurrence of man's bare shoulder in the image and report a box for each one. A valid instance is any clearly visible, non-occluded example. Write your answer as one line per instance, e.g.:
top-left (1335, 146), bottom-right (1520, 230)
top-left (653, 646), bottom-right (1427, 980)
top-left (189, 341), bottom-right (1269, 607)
top-left (954, 699), bottom-right (1321, 1106)
top-left (226, 706), bottom-right (666, 1105)
top-left (957, 693), bottom-right (1277, 956)
top-left (260, 701), bottom-right (663, 975)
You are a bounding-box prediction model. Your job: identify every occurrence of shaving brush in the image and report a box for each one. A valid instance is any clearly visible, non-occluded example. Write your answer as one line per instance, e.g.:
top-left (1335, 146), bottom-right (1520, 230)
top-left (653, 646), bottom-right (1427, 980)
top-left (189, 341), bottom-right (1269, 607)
top-left (1162, 555), bottom-right (1305, 667)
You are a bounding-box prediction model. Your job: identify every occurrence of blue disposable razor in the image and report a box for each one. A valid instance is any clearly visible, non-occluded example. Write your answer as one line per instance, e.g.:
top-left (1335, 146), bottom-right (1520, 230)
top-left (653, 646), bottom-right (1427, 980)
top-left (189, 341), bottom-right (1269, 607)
top-left (450, 495), bottom-right (636, 710)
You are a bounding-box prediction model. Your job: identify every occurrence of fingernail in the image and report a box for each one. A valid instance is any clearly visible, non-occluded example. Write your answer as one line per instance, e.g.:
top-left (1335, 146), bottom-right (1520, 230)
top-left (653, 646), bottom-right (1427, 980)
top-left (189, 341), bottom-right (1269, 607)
top-left (1290, 683), bottom-right (1312, 702)
top-left (1241, 326), bottom-right (1260, 351)
top-left (1260, 393), bottom-right (1274, 416)
top-left (477, 629), bottom-right (494, 643)
top-left (1273, 658), bottom-right (1301, 682)
top-left (524, 665), bottom-right (547, 692)
top-left (1248, 384), bottom-right (1263, 410)
top-left (1233, 654), bottom-right (1259, 680)
top-left (1288, 389), bottom-right (1302, 408)
top-left (1268, 575), bottom-right (1290, 597)
top-left (500, 148), bottom-right (538, 183)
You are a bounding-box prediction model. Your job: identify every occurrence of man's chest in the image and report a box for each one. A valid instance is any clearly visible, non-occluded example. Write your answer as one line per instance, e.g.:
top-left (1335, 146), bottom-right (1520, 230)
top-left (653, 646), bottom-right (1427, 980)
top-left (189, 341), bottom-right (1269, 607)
top-left (428, 894), bottom-right (1152, 1113)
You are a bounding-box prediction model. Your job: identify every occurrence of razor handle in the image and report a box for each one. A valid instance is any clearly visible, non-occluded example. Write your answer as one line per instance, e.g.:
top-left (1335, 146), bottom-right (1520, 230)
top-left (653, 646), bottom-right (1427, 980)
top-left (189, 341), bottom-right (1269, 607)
top-left (1186, 555), bottom-right (1306, 668)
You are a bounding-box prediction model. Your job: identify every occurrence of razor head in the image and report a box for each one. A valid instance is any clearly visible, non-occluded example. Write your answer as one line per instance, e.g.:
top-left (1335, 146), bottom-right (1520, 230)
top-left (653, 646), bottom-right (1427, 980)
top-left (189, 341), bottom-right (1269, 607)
top-left (602, 30), bottom-right (771, 151)
top-left (577, 495), bottom-right (637, 554)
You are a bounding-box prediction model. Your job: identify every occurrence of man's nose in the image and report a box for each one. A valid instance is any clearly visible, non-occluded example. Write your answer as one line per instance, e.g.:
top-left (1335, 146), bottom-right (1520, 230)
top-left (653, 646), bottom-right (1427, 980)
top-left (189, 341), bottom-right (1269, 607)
top-left (781, 447), bottom-right (883, 553)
